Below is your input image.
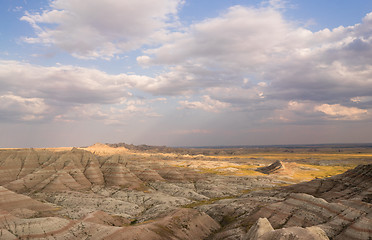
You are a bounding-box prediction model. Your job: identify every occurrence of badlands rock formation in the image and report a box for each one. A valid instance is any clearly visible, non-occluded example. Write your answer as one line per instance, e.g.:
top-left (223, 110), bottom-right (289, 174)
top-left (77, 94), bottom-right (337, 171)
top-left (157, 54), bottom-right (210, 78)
top-left (204, 163), bottom-right (372, 240)
top-left (256, 160), bottom-right (284, 174)
top-left (245, 217), bottom-right (329, 240)
top-left (0, 145), bottom-right (371, 239)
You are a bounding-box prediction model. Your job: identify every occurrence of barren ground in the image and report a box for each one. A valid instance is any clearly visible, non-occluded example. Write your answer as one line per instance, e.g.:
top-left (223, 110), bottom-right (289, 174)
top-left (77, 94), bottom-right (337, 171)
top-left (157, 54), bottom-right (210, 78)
top-left (0, 143), bottom-right (371, 239)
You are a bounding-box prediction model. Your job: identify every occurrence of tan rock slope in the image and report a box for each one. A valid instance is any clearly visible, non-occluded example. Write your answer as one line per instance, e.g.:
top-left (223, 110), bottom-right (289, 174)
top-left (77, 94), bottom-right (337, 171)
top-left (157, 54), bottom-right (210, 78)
top-left (0, 147), bottom-right (224, 239)
top-left (245, 217), bottom-right (329, 240)
top-left (0, 186), bottom-right (55, 212)
top-left (0, 147), bottom-right (371, 239)
top-left (0, 208), bottom-right (219, 240)
top-left (286, 163), bottom-right (372, 202)
top-left (207, 163), bottom-right (372, 240)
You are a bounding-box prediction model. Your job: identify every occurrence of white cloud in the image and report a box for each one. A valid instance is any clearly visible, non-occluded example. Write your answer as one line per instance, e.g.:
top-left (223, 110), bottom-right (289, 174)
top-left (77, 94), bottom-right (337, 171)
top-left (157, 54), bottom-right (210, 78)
top-left (0, 60), bottom-right (164, 123)
top-left (135, 6), bottom-right (372, 123)
top-left (271, 100), bottom-right (370, 123)
top-left (12, 6), bottom-right (23, 12)
top-left (0, 94), bottom-right (49, 121)
top-left (144, 5), bottom-right (293, 67)
top-left (15, 2), bottom-right (372, 126)
top-left (206, 86), bottom-right (266, 104)
top-left (315, 104), bottom-right (368, 120)
top-left (178, 95), bottom-right (231, 113)
top-left (257, 82), bottom-right (268, 87)
top-left (0, 60), bottom-right (132, 104)
top-left (137, 56), bottom-right (152, 65)
top-left (55, 102), bottom-right (161, 125)
top-left (21, 0), bottom-right (183, 59)
top-left (262, 0), bottom-right (290, 9)
top-left (269, 100), bottom-right (319, 123)
top-left (350, 96), bottom-right (372, 103)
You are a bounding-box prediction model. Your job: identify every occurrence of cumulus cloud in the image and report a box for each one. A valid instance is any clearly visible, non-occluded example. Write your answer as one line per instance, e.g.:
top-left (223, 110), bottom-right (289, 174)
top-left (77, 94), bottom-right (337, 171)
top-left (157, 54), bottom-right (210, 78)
top-left (0, 60), bottom-right (162, 122)
top-left (206, 84), bottom-right (267, 104)
top-left (0, 94), bottom-right (49, 121)
top-left (269, 100), bottom-right (320, 123)
top-left (21, 0), bottom-right (183, 59)
top-left (315, 104), bottom-right (368, 120)
top-left (134, 5), bottom-right (372, 125)
top-left (55, 102), bottom-right (161, 125)
top-left (178, 95), bottom-right (231, 113)
top-left (16, 2), bottom-right (372, 126)
top-left (0, 60), bottom-right (132, 104)
top-left (271, 100), bottom-right (370, 123)
top-left (142, 5), bottom-right (293, 67)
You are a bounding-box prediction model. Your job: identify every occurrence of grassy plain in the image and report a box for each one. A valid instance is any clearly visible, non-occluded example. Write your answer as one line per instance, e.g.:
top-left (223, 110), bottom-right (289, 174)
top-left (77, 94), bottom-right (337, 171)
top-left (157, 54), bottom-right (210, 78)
top-left (80, 143), bottom-right (372, 183)
top-left (165, 147), bottom-right (372, 183)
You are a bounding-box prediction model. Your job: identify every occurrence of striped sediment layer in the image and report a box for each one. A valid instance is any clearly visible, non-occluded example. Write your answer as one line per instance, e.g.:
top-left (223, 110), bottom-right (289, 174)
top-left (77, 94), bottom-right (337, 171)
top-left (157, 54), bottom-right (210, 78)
top-left (92, 208), bottom-right (220, 240)
top-left (285, 164), bottom-right (372, 203)
top-left (247, 193), bottom-right (372, 239)
top-left (0, 186), bottom-right (55, 212)
top-left (0, 147), bottom-right (205, 194)
top-left (1, 146), bottom-right (371, 239)
top-left (0, 149), bottom-right (104, 193)
top-left (245, 217), bottom-right (329, 240)
top-left (207, 164), bottom-right (372, 239)
top-left (0, 208), bottom-right (219, 240)
top-left (101, 161), bottom-right (144, 189)
top-left (82, 210), bottom-right (130, 226)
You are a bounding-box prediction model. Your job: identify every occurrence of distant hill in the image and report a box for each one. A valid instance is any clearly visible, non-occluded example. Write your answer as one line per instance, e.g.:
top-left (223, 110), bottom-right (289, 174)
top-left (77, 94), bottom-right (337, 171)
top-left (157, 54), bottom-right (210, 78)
top-left (105, 142), bottom-right (372, 156)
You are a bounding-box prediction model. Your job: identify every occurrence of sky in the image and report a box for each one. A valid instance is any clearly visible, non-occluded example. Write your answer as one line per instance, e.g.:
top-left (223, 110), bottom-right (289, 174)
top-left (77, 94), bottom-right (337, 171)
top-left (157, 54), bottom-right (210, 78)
top-left (0, 0), bottom-right (372, 148)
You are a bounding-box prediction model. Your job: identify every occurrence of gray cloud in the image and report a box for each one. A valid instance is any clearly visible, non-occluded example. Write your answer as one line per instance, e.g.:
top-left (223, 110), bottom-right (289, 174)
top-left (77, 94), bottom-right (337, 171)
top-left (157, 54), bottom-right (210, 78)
top-left (136, 6), bottom-right (372, 123)
top-left (0, 60), bottom-right (162, 123)
top-left (14, 3), bottom-right (372, 127)
top-left (0, 60), bottom-right (131, 104)
top-left (0, 94), bottom-right (49, 122)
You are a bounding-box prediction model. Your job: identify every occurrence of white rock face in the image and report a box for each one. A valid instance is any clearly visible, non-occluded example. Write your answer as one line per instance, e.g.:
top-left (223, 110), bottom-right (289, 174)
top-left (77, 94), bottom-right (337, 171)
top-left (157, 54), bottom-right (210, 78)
top-left (244, 218), bottom-right (274, 240)
top-left (245, 218), bottom-right (329, 240)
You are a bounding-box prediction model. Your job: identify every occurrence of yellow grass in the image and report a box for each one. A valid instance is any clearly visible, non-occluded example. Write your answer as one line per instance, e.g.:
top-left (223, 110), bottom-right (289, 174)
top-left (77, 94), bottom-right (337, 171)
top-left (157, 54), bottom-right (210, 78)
top-left (212, 152), bottom-right (372, 161)
top-left (174, 159), bottom-right (357, 183)
top-left (288, 163), bottom-right (356, 182)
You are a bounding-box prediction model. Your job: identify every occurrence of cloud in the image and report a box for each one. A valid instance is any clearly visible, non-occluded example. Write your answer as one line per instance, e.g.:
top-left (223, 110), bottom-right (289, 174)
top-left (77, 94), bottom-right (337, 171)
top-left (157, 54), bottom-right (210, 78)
top-left (0, 60), bottom-right (132, 104)
top-left (142, 5), bottom-right (293, 67)
top-left (178, 95), bottom-right (231, 113)
top-left (267, 61), bottom-right (372, 102)
top-left (12, 6), bottom-right (23, 12)
top-left (315, 104), bottom-right (368, 120)
top-left (206, 85), bottom-right (266, 104)
top-left (0, 60), bottom-right (162, 123)
top-left (271, 100), bottom-right (370, 123)
top-left (21, 0), bottom-right (183, 59)
top-left (262, 0), bottom-right (290, 9)
top-left (350, 96), bottom-right (372, 104)
top-left (134, 5), bottom-right (372, 125)
top-left (55, 102), bottom-right (161, 125)
top-left (15, 3), bottom-right (372, 126)
top-left (269, 100), bottom-right (320, 123)
top-left (0, 94), bottom-right (49, 121)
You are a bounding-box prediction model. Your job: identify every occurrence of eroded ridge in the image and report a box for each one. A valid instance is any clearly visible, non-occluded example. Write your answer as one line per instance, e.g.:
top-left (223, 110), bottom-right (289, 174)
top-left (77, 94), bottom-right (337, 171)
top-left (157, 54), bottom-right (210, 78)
top-left (0, 146), bottom-right (371, 239)
top-left (206, 164), bottom-right (372, 240)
